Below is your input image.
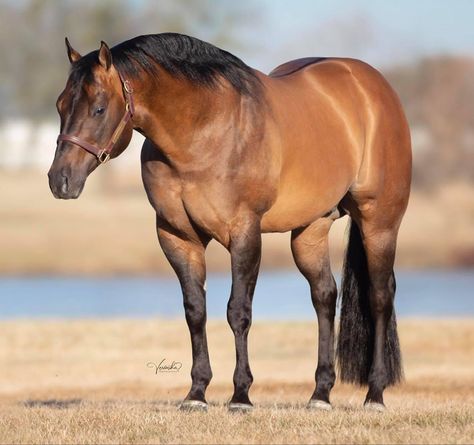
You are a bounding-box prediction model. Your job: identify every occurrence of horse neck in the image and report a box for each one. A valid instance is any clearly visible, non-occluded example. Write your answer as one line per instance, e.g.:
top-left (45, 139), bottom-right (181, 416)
top-left (131, 68), bottom-right (255, 167)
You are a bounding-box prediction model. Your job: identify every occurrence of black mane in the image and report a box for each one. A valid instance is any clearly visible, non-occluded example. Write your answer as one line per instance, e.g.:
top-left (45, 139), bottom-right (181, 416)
top-left (70, 33), bottom-right (261, 97)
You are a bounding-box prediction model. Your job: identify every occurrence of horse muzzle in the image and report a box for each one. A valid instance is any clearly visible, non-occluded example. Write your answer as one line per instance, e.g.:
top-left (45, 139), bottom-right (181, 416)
top-left (48, 166), bottom-right (86, 200)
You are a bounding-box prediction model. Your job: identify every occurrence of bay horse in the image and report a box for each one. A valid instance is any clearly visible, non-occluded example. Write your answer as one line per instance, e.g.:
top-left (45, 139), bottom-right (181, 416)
top-left (48, 34), bottom-right (411, 412)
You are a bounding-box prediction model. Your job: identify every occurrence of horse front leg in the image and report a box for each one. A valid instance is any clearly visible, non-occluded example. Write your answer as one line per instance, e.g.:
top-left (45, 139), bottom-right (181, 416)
top-left (157, 223), bottom-right (212, 411)
top-left (226, 216), bottom-right (262, 412)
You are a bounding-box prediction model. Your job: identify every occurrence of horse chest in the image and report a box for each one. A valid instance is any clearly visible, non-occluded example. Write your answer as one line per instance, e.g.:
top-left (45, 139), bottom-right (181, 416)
top-left (180, 182), bottom-right (233, 245)
top-left (145, 173), bottom-right (232, 245)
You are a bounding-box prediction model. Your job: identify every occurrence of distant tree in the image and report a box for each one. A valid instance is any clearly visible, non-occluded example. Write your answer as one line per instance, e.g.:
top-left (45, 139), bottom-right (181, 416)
top-left (387, 56), bottom-right (474, 188)
top-left (0, 0), bottom-right (259, 121)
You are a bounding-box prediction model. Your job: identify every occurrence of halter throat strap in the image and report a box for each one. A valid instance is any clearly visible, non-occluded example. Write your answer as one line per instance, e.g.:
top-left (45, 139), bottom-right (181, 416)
top-left (57, 71), bottom-right (135, 164)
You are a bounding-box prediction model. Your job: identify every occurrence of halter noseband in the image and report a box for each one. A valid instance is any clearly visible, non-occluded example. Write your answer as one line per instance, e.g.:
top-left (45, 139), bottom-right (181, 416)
top-left (57, 71), bottom-right (135, 164)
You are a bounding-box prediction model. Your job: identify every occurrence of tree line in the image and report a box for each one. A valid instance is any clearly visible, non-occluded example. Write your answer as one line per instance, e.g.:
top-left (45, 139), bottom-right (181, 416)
top-left (1, 1), bottom-right (471, 188)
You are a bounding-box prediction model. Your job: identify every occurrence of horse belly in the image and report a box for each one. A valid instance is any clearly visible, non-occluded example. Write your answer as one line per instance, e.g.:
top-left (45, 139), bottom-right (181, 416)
top-left (260, 112), bottom-right (358, 233)
top-left (261, 159), bottom-right (352, 232)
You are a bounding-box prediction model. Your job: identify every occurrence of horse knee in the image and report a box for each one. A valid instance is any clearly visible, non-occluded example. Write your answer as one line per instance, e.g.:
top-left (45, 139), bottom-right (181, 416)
top-left (184, 299), bottom-right (206, 330)
top-left (227, 312), bottom-right (251, 336)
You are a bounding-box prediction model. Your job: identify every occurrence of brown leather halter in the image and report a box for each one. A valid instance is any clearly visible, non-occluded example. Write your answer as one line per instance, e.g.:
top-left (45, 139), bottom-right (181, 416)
top-left (57, 71), bottom-right (135, 164)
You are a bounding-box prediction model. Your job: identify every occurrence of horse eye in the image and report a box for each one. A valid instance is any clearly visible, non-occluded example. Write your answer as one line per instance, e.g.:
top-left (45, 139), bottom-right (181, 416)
top-left (95, 106), bottom-right (106, 116)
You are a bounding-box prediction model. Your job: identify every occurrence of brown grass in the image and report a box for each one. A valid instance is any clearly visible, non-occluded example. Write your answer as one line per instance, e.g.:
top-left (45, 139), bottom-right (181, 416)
top-left (1, 170), bottom-right (474, 275)
top-left (0, 319), bottom-right (473, 444)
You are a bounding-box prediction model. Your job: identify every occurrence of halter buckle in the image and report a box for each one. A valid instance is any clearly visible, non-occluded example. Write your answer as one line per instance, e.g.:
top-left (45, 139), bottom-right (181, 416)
top-left (97, 150), bottom-right (110, 164)
top-left (123, 80), bottom-right (133, 94)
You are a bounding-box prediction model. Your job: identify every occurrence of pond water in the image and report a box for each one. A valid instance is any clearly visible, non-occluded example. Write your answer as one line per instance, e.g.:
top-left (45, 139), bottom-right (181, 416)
top-left (0, 270), bottom-right (472, 320)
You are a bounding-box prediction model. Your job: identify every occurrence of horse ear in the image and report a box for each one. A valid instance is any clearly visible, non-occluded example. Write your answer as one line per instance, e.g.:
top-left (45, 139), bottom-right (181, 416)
top-left (65, 37), bottom-right (81, 64)
top-left (98, 41), bottom-right (112, 70)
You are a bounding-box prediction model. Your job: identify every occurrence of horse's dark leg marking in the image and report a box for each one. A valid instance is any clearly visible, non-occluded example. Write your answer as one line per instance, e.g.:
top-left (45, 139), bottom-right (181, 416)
top-left (291, 218), bottom-right (337, 408)
top-left (350, 192), bottom-right (403, 408)
top-left (227, 216), bottom-right (261, 409)
top-left (361, 228), bottom-right (398, 407)
top-left (157, 223), bottom-right (212, 407)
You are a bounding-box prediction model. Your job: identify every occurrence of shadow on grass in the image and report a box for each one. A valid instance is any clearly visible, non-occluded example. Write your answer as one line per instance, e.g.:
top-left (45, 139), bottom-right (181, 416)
top-left (20, 398), bottom-right (361, 413)
top-left (22, 398), bottom-right (82, 409)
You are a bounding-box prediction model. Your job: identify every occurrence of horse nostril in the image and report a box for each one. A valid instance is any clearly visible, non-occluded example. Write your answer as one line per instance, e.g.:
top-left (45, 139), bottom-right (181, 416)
top-left (61, 174), bottom-right (69, 194)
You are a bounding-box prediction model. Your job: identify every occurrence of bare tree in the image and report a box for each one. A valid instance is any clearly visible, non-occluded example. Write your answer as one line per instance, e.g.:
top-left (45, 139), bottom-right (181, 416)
top-left (0, 0), bottom-right (259, 121)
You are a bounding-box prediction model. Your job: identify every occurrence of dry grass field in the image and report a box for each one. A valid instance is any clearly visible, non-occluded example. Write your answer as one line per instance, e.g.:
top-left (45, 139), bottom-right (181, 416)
top-left (0, 319), bottom-right (472, 444)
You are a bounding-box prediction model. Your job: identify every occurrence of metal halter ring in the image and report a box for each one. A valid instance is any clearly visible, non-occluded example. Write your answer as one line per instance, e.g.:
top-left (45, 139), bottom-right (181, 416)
top-left (97, 150), bottom-right (111, 164)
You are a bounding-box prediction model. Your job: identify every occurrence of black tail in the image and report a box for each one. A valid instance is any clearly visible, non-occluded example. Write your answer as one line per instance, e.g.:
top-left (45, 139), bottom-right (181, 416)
top-left (336, 220), bottom-right (403, 386)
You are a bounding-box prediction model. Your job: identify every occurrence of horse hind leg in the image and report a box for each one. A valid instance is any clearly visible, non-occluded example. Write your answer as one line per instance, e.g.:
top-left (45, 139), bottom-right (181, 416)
top-left (291, 216), bottom-right (338, 410)
top-left (338, 193), bottom-right (406, 409)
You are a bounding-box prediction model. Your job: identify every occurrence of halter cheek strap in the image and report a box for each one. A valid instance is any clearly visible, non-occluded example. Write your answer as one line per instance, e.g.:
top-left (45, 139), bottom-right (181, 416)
top-left (57, 71), bottom-right (135, 164)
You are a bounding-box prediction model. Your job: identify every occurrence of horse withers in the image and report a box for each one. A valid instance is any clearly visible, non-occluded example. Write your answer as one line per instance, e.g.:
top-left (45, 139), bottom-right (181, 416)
top-left (48, 34), bottom-right (411, 412)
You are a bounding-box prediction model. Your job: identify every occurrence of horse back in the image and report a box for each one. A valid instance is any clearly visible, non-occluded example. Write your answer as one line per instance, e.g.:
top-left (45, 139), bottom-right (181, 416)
top-left (269, 57), bottom-right (328, 78)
